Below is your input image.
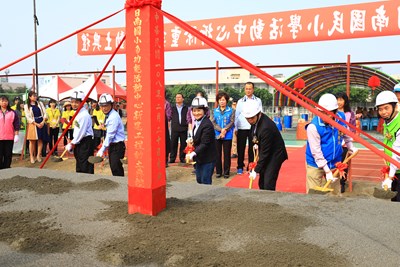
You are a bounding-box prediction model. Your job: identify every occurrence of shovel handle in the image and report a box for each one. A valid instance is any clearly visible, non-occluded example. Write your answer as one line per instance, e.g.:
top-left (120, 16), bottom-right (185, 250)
top-left (333, 149), bottom-right (359, 177)
top-left (59, 149), bottom-right (68, 158)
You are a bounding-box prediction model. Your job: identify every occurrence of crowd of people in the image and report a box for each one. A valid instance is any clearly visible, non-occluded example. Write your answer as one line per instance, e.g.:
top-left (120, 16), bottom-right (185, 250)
top-left (165, 82), bottom-right (288, 189)
top-left (0, 90), bottom-right (126, 176)
top-left (2, 82), bottom-right (400, 201)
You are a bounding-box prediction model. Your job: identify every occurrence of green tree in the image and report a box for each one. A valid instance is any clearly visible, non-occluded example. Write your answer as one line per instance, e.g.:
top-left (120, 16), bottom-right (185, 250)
top-left (314, 85), bottom-right (371, 105)
top-left (219, 86), bottom-right (243, 103)
top-left (254, 88), bottom-right (273, 106)
top-left (166, 84), bottom-right (206, 106)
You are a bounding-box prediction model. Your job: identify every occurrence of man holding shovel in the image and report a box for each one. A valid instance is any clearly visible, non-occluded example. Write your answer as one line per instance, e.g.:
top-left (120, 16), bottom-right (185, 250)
top-left (242, 99), bottom-right (287, 190)
top-left (65, 91), bottom-right (94, 174)
top-left (305, 93), bottom-right (357, 194)
top-left (95, 93), bottom-right (126, 177)
top-left (375, 90), bottom-right (400, 202)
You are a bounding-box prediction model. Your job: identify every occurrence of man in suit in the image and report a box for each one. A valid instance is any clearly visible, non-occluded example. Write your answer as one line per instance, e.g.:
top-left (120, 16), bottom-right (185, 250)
top-left (169, 93), bottom-right (189, 163)
top-left (186, 96), bottom-right (216, 184)
top-left (243, 99), bottom-right (288, 190)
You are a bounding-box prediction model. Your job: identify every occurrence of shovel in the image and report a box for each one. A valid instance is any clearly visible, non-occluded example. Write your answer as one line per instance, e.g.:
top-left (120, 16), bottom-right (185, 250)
top-left (373, 160), bottom-right (397, 200)
top-left (51, 149), bottom-right (68, 162)
top-left (309, 149), bottom-right (359, 194)
top-left (88, 155), bottom-right (104, 164)
top-left (249, 144), bottom-right (259, 189)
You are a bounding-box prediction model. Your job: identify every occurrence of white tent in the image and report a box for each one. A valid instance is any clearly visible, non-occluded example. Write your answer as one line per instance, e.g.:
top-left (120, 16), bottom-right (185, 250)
top-left (59, 74), bottom-right (126, 101)
top-left (38, 76), bottom-right (72, 101)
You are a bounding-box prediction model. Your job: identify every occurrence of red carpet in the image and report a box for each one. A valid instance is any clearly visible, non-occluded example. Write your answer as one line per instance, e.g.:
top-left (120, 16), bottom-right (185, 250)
top-left (225, 146), bottom-right (307, 194)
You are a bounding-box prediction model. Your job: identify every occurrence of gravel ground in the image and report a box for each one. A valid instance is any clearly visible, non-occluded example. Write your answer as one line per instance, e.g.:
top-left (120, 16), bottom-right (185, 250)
top-left (0, 167), bottom-right (399, 267)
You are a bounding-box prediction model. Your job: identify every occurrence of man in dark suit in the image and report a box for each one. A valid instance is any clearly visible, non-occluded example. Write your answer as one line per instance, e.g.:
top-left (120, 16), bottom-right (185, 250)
top-left (242, 99), bottom-right (288, 190)
top-left (169, 93), bottom-right (189, 163)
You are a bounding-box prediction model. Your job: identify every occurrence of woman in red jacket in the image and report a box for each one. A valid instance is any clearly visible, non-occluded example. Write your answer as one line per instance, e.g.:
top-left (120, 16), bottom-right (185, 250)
top-left (0, 95), bottom-right (20, 169)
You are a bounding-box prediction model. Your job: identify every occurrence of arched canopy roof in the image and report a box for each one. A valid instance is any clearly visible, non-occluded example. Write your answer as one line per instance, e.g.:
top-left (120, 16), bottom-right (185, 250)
top-left (275, 65), bottom-right (399, 106)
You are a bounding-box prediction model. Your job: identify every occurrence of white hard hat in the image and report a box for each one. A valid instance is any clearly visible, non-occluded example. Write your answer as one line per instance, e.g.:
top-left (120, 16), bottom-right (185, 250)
top-left (318, 93), bottom-right (338, 111)
top-left (98, 93), bottom-right (114, 106)
top-left (375, 90), bottom-right (398, 107)
top-left (70, 91), bottom-right (85, 101)
top-left (191, 96), bottom-right (208, 109)
top-left (394, 83), bottom-right (400, 93)
top-left (242, 99), bottom-right (262, 118)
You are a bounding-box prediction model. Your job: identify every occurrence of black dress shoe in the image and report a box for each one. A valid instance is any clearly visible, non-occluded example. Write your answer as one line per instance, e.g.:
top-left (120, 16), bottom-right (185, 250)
top-left (224, 174), bottom-right (230, 179)
top-left (168, 160), bottom-right (175, 164)
top-left (216, 174), bottom-right (222, 178)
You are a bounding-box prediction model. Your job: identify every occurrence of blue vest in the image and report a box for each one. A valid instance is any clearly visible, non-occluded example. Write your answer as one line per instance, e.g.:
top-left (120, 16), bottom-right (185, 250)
top-left (306, 111), bottom-right (346, 169)
top-left (213, 106), bottom-right (234, 140)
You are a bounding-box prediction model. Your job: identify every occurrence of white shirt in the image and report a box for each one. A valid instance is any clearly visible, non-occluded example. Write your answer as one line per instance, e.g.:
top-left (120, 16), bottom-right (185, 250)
top-left (235, 95), bottom-right (262, 130)
top-left (71, 108), bottom-right (93, 145)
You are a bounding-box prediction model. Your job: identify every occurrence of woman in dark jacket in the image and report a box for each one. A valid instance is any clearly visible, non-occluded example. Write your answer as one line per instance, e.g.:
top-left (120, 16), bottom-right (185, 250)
top-left (186, 96), bottom-right (216, 185)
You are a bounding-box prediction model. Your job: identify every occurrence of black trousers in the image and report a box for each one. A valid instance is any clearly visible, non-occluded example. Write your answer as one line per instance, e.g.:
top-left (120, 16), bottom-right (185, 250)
top-left (74, 136), bottom-right (94, 174)
top-left (258, 159), bottom-right (284, 190)
top-left (392, 173), bottom-right (400, 201)
top-left (49, 127), bottom-right (60, 154)
top-left (0, 140), bottom-right (13, 169)
top-left (236, 129), bottom-right (254, 170)
top-left (109, 141), bottom-right (125, 176)
top-left (93, 129), bottom-right (104, 150)
top-left (63, 129), bottom-right (74, 146)
top-left (215, 139), bottom-right (232, 176)
top-left (170, 130), bottom-right (187, 163)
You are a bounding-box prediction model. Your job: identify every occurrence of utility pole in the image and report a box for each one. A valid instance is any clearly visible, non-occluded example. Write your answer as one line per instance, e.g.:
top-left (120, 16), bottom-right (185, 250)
top-left (33, 0), bottom-right (39, 94)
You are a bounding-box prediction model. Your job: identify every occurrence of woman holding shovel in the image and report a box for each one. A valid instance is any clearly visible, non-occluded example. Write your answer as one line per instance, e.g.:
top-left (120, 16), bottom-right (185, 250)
top-left (375, 91), bottom-right (400, 202)
top-left (305, 93), bottom-right (357, 194)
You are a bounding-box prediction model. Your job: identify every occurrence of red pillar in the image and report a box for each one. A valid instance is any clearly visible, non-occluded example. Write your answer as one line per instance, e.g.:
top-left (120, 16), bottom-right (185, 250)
top-left (125, 0), bottom-right (166, 216)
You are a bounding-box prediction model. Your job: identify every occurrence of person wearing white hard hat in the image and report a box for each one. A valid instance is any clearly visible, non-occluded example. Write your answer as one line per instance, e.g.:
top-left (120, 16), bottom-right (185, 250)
top-left (305, 93), bottom-right (357, 194)
top-left (234, 82), bottom-right (263, 175)
top-left (187, 96), bottom-right (216, 185)
top-left (242, 99), bottom-right (288, 190)
top-left (96, 93), bottom-right (126, 177)
top-left (65, 91), bottom-right (94, 174)
top-left (376, 90), bottom-right (400, 202)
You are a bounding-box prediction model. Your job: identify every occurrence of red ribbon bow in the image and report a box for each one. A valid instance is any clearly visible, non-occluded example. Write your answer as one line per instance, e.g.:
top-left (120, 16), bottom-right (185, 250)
top-left (380, 165), bottom-right (390, 180)
top-left (183, 145), bottom-right (195, 154)
top-left (335, 162), bottom-right (348, 179)
top-left (125, 0), bottom-right (162, 9)
top-left (248, 162), bottom-right (257, 171)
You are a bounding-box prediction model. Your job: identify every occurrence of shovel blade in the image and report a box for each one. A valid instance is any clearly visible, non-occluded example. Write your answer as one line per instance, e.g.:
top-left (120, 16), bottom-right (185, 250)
top-left (373, 187), bottom-right (397, 199)
top-left (88, 156), bottom-right (104, 164)
top-left (308, 186), bottom-right (334, 195)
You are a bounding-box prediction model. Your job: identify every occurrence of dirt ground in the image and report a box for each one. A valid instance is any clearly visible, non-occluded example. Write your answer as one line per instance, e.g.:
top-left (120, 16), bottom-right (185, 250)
top-left (0, 154), bottom-right (390, 266)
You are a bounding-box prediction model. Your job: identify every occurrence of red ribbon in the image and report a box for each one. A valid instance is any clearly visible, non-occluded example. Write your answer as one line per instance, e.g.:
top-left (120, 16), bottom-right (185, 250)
top-left (249, 162), bottom-right (257, 170)
top-left (125, 0), bottom-right (162, 9)
top-left (183, 145), bottom-right (195, 154)
top-left (335, 162), bottom-right (348, 179)
top-left (381, 165), bottom-right (390, 180)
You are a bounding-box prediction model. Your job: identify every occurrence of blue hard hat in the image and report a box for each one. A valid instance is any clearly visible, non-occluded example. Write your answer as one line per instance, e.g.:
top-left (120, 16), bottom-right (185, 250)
top-left (394, 83), bottom-right (400, 92)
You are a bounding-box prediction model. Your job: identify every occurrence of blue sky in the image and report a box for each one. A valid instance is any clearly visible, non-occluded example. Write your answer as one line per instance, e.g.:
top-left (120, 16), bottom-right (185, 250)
top-left (1, 0), bottom-right (398, 87)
